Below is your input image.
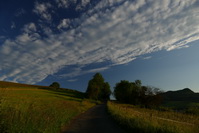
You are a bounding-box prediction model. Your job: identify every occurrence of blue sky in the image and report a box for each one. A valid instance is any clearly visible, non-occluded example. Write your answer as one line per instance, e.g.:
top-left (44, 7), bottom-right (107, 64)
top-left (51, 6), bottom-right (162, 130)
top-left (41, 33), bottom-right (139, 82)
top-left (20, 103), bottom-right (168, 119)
top-left (0, 0), bottom-right (199, 93)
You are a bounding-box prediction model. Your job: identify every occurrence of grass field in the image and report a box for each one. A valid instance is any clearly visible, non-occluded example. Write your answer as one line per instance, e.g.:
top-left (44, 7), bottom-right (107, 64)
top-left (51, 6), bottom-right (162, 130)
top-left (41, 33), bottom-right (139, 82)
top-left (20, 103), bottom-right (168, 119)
top-left (107, 101), bottom-right (199, 133)
top-left (0, 81), bottom-right (95, 133)
top-left (162, 101), bottom-right (199, 115)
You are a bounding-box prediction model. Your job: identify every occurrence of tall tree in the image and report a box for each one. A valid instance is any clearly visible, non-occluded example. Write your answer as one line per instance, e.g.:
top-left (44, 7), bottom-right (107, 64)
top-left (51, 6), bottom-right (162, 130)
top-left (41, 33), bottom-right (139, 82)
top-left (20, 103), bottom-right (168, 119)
top-left (86, 73), bottom-right (111, 101)
top-left (114, 80), bottom-right (135, 103)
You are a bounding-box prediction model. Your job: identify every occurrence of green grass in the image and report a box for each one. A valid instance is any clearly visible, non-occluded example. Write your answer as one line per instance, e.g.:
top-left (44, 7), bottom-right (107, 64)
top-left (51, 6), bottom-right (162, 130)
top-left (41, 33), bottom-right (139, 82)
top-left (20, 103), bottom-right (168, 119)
top-left (162, 101), bottom-right (199, 115)
top-left (0, 81), bottom-right (95, 133)
top-left (107, 101), bottom-right (199, 133)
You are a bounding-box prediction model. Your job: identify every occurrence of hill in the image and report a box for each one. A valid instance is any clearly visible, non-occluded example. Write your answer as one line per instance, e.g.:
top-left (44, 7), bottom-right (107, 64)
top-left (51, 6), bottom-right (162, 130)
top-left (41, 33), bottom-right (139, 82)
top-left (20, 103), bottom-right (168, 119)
top-left (0, 81), bottom-right (95, 133)
top-left (160, 88), bottom-right (199, 110)
top-left (0, 81), bottom-right (80, 92)
top-left (161, 88), bottom-right (199, 102)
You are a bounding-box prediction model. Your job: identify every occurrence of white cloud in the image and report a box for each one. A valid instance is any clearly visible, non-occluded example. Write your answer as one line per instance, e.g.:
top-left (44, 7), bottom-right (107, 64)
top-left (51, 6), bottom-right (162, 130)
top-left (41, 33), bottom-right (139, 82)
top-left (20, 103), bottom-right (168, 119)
top-left (23, 23), bottom-right (37, 33)
top-left (60, 66), bottom-right (110, 78)
top-left (56, 0), bottom-right (77, 8)
top-left (76, 0), bottom-right (90, 11)
top-left (1, 0), bottom-right (199, 84)
top-left (87, 67), bottom-right (110, 73)
top-left (33, 2), bottom-right (52, 21)
top-left (81, 0), bottom-right (90, 6)
top-left (143, 56), bottom-right (152, 60)
top-left (56, 0), bottom-right (68, 8)
top-left (15, 23), bottom-right (39, 43)
top-left (57, 19), bottom-right (70, 30)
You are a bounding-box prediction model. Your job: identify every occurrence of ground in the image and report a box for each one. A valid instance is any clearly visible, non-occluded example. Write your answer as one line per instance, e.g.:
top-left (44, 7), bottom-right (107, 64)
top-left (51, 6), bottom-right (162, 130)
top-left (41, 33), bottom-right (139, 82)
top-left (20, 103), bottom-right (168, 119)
top-left (62, 104), bottom-right (126, 133)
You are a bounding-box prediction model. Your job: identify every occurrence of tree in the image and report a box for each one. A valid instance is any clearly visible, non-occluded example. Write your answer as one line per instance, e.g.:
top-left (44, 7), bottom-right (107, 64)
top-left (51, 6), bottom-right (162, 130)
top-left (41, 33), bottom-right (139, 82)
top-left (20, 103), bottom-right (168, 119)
top-left (143, 86), bottom-right (163, 108)
top-left (86, 73), bottom-right (111, 101)
top-left (100, 82), bottom-right (111, 101)
top-left (135, 80), bottom-right (142, 87)
top-left (114, 80), bottom-right (163, 107)
top-left (49, 82), bottom-right (60, 89)
top-left (114, 80), bottom-right (136, 104)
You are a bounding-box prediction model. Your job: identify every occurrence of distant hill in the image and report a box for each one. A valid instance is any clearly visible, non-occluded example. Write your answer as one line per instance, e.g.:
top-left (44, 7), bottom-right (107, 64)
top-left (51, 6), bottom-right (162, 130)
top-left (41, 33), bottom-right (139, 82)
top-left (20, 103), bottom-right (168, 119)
top-left (0, 81), bottom-right (47, 89)
top-left (161, 88), bottom-right (199, 102)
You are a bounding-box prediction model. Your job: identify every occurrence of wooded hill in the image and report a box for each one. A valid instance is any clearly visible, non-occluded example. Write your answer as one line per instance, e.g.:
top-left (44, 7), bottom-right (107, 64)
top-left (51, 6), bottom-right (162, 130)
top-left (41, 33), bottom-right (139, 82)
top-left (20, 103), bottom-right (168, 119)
top-left (161, 88), bottom-right (199, 102)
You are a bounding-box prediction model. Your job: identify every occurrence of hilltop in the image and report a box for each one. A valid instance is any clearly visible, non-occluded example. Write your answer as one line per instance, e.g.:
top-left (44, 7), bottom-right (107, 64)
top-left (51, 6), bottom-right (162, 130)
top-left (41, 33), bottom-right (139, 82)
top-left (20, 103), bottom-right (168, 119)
top-left (0, 81), bottom-right (78, 91)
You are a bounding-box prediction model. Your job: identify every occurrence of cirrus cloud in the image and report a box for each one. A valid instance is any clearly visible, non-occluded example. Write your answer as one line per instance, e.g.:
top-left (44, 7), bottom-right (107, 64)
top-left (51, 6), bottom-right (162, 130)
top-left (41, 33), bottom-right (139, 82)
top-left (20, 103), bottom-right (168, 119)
top-left (0, 0), bottom-right (199, 84)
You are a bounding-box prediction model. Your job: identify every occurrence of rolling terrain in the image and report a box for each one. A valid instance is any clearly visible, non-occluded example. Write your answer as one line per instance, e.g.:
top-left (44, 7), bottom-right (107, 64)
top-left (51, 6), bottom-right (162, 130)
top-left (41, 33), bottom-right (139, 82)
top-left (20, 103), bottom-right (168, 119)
top-left (1, 81), bottom-right (199, 133)
top-left (161, 88), bottom-right (199, 111)
top-left (0, 81), bottom-right (95, 133)
top-left (161, 88), bottom-right (199, 102)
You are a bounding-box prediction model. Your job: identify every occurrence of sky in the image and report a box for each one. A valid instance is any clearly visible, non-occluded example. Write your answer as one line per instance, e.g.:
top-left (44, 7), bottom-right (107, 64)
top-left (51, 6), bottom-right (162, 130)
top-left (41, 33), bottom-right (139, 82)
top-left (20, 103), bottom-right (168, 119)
top-left (0, 0), bottom-right (199, 93)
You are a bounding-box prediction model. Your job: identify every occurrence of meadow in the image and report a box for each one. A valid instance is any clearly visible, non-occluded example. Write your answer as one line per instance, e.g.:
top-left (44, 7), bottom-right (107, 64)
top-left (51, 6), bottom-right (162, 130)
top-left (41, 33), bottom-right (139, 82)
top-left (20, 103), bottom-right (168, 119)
top-left (107, 101), bottom-right (199, 133)
top-left (0, 81), bottom-right (95, 133)
top-left (162, 101), bottom-right (199, 115)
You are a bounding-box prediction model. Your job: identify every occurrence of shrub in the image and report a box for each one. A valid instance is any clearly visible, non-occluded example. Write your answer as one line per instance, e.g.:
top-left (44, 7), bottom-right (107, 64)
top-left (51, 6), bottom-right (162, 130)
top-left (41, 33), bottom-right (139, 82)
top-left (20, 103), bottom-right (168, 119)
top-left (49, 82), bottom-right (60, 89)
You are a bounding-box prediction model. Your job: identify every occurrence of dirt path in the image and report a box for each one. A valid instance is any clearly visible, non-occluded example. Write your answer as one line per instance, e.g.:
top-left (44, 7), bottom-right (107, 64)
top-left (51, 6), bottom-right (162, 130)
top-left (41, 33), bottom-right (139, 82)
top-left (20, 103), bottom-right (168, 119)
top-left (61, 104), bottom-right (126, 133)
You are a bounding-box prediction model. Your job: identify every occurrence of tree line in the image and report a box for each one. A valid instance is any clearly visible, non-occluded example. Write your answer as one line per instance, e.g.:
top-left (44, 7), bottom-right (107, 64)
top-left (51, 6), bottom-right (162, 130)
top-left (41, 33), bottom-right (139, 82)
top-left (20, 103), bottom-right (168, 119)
top-left (114, 80), bottom-right (163, 107)
top-left (86, 73), bottom-right (163, 107)
top-left (49, 72), bottom-right (163, 107)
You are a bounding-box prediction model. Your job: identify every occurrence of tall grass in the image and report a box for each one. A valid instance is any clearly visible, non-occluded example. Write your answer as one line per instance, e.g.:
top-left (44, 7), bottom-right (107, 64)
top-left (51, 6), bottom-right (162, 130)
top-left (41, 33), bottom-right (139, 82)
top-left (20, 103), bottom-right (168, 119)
top-left (107, 101), bottom-right (199, 133)
top-left (0, 85), bottom-right (95, 133)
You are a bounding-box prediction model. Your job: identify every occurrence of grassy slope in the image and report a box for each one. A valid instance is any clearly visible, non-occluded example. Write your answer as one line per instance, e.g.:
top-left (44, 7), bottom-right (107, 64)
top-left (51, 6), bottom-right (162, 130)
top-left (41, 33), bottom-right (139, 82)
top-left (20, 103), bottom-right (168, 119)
top-left (0, 81), bottom-right (95, 133)
top-left (107, 101), bottom-right (199, 133)
top-left (161, 88), bottom-right (199, 111)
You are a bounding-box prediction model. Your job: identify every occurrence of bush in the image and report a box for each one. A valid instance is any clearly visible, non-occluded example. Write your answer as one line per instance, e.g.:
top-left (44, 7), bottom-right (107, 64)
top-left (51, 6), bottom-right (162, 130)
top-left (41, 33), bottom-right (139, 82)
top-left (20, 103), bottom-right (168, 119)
top-left (49, 82), bottom-right (60, 89)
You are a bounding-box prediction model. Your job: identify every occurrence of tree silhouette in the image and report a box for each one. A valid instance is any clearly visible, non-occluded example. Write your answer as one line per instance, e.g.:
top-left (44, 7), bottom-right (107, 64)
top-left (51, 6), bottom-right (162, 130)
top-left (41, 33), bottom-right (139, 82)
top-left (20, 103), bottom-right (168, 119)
top-left (49, 82), bottom-right (60, 89)
top-left (86, 73), bottom-right (111, 101)
top-left (114, 80), bottom-right (141, 104)
top-left (114, 80), bottom-right (163, 107)
top-left (100, 82), bottom-right (111, 101)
